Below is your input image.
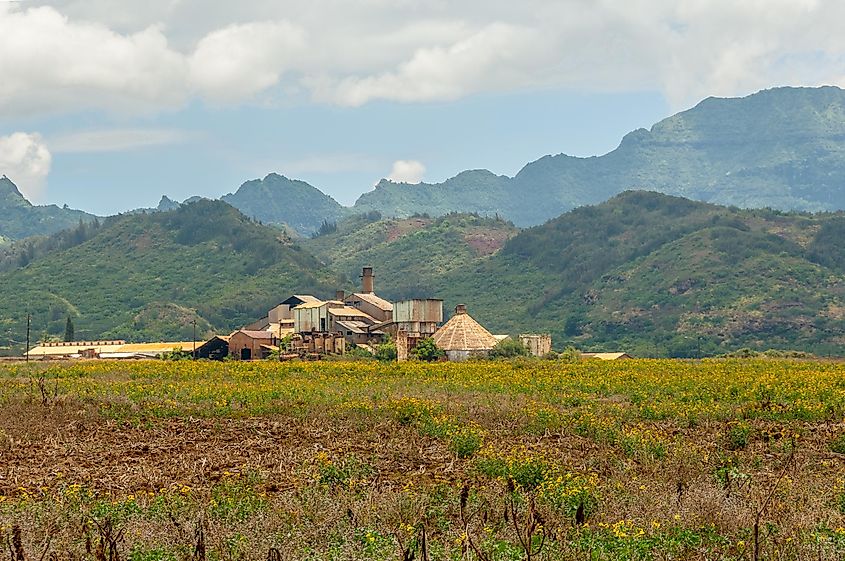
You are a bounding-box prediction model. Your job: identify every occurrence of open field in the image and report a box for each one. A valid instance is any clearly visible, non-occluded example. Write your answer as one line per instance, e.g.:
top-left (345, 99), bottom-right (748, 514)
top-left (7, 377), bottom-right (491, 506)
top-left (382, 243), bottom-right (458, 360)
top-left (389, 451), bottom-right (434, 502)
top-left (3, 359), bottom-right (845, 560)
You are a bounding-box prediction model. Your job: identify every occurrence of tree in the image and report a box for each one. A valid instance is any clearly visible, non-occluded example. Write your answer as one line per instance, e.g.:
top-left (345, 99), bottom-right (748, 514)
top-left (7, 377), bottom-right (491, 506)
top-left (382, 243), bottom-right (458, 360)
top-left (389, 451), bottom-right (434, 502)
top-left (375, 339), bottom-right (397, 362)
top-left (490, 338), bottom-right (529, 359)
top-left (64, 316), bottom-right (75, 342)
top-left (411, 337), bottom-right (445, 362)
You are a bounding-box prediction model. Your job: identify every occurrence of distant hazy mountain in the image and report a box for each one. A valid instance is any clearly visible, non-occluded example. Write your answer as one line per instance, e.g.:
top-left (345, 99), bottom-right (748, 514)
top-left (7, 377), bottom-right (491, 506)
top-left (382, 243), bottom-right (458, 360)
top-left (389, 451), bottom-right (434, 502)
top-left (354, 170), bottom-right (512, 219)
top-left (157, 195), bottom-right (181, 212)
top-left (222, 173), bottom-right (347, 235)
top-left (0, 176), bottom-right (96, 240)
top-left (353, 86), bottom-right (845, 225)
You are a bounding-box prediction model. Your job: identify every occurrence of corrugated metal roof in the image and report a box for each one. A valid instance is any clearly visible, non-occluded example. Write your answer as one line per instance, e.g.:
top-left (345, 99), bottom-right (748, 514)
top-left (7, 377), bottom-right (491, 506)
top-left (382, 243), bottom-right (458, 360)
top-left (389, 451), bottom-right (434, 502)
top-left (327, 306), bottom-right (375, 319)
top-left (336, 320), bottom-right (384, 335)
top-left (26, 342), bottom-right (126, 356)
top-left (117, 342), bottom-right (198, 353)
top-left (348, 292), bottom-right (393, 311)
top-left (293, 295), bottom-right (322, 304)
top-left (293, 300), bottom-right (327, 310)
top-left (234, 330), bottom-right (276, 339)
top-left (582, 352), bottom-right (632, 360)
top-left (432, 309), bottom-right (498, 351)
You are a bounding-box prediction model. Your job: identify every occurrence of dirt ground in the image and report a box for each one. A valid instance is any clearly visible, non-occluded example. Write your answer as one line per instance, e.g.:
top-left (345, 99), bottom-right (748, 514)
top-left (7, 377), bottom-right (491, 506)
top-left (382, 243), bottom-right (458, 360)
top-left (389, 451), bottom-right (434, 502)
top-left (0, 401), bottom-right (463, 496)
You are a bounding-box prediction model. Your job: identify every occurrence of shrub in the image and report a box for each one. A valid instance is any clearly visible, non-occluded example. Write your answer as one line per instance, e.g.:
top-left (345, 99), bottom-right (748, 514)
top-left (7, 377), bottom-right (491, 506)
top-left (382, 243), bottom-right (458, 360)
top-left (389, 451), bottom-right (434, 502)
top-left (411, 337), bottom-right (444, 362)
top-left (559, 346), bottom-right (582, 363)
top-left (490, 338), bottom-right (528, 359)
top-left (725, 423), bottom-right (752, 450)
top-left (830, 434), bottom-right (845, 454)
top-left (449, 427), bottom-right (483, 459)
top-left (374, 340), bottom-right (397, 362)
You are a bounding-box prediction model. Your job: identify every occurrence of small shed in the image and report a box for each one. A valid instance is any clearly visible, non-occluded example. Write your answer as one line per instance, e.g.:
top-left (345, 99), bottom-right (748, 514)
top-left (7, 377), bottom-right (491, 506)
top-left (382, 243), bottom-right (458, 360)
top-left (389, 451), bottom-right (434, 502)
top-left (229, 330), bottom-right (277, 360)
top-left (432, 304), bottom-right (498, 361)
top-left (195, 336), bottom-right (231, 360)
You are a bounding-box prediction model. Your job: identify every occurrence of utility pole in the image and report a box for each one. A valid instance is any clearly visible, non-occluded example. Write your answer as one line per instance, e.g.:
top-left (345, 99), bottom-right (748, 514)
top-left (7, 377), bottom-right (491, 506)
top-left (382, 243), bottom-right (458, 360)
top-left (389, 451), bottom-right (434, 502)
top-left (25, 313), bottom-right (31, 362)
top-left (192, 319), bottom-right (197, 360)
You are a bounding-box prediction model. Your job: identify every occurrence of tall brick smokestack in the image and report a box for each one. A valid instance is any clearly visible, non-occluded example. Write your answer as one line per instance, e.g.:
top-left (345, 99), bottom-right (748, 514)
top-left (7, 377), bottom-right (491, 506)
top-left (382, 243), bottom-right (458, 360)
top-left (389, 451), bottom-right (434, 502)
top-left (362, 267), bottom-right (374, 293)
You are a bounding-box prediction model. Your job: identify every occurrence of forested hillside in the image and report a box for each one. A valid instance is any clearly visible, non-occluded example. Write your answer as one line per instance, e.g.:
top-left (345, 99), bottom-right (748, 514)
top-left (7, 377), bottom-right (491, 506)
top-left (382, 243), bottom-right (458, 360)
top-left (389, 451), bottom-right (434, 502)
top-left (0, 200), bottom-right (336, 348)
top-left (428, 191), bottom-right (845, 356)
top-left (304, 212), bottom-right (519, 297)
top-left (7, 175), bottom-right (845, 356)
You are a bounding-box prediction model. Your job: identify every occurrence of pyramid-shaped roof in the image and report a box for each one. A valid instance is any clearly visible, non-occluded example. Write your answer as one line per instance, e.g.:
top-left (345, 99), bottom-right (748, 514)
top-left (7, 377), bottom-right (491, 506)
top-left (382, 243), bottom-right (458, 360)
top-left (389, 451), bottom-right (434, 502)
top-left (432, 305), bottom-right (498, 351)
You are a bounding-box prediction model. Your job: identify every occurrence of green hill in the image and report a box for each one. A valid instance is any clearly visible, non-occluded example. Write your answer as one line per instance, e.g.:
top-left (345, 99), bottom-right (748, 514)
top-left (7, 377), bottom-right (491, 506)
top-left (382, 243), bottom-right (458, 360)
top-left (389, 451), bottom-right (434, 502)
top-left (0, 176), bottom-right (96, 240)
top-left (354, 170), bottom-right (512, 219)
top-left (0, 200), bottom-right (336, 350)
top-left (353, 86), bottom-right (845, 225)
top-left (221, 173), bottom-right (347, 235)
top-left (303, 211), bottom-right (519, 297)
top-left (427, 191), bottom-right (845, 356)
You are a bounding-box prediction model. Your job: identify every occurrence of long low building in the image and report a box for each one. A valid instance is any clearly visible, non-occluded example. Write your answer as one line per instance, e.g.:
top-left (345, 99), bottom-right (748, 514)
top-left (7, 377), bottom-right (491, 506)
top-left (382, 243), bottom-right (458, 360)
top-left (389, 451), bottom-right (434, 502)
top-left (26, 340), bottom-right (200, 360)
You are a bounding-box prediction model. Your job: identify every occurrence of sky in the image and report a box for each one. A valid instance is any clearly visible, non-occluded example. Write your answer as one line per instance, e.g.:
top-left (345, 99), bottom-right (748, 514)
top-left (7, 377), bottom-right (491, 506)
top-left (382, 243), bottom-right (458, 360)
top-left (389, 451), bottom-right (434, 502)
top-left (1, 0), bottom-right (845, 214)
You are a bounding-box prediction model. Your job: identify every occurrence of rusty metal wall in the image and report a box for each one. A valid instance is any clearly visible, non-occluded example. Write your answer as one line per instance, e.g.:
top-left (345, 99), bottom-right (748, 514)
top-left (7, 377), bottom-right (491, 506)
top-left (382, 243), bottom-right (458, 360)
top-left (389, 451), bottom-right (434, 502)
top-left (294, 305), bottom-right (326, 333)
top-left (393, 299), bottom-right (444, 323)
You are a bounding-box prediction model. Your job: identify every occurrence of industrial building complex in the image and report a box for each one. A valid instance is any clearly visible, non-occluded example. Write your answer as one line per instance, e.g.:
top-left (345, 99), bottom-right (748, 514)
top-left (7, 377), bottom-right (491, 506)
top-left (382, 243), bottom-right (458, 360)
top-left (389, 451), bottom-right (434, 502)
top-left (25, 267), bottom-right (563, 362)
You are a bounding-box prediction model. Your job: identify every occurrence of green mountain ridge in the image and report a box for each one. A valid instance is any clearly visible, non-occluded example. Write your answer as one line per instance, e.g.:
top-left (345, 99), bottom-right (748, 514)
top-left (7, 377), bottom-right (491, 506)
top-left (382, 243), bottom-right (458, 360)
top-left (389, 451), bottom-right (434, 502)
top-left (302, 211), bottom-right (519, 298)
top-left (354, 170), bottom-right (512, 219)
top-left (0, 176), bottom-right (97, 240)
top-left (3, 193), bottom-right (845, 357)
top-left (221, 173), bottom-right (347, 235)
top-left (353, 86), bottom-right (845, 225)
top-left (0, 200), bottom-right (336, 347)
top-left (426, 191), bottom-right (845, 356)
top-left (11, 87), bottom-right (845, 242)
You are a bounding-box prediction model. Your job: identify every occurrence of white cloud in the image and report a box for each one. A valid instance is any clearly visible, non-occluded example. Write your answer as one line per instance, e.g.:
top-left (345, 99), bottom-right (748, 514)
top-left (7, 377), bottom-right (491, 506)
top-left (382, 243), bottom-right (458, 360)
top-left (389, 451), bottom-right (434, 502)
top-left (7, 1), bottom-right (845, 113)
top-left (188, 21), bottom-right (306, 103)
top-left (313, 23), bottom-right (547, 106)
top-left (0, 133), bottom-right (52, 202)
top-left (48, 128), bottom-right (194, 153)
top-left (0, 5), bottom-right (187, 116)
top-left (387, 160), bottom-right (426, 184)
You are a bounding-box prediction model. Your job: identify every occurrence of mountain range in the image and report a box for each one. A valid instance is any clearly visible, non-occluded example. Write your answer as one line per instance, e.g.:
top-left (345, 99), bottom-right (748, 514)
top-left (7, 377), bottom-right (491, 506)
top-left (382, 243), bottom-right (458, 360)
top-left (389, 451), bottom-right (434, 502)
top-left (5, 86), bottom-right (845, 241)
top-left (4, 86), bottom-right (845, 355)
top-left (354, 86), bottom-right (845, 224)
top-left (2, 191), bottom-right (845, 357)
